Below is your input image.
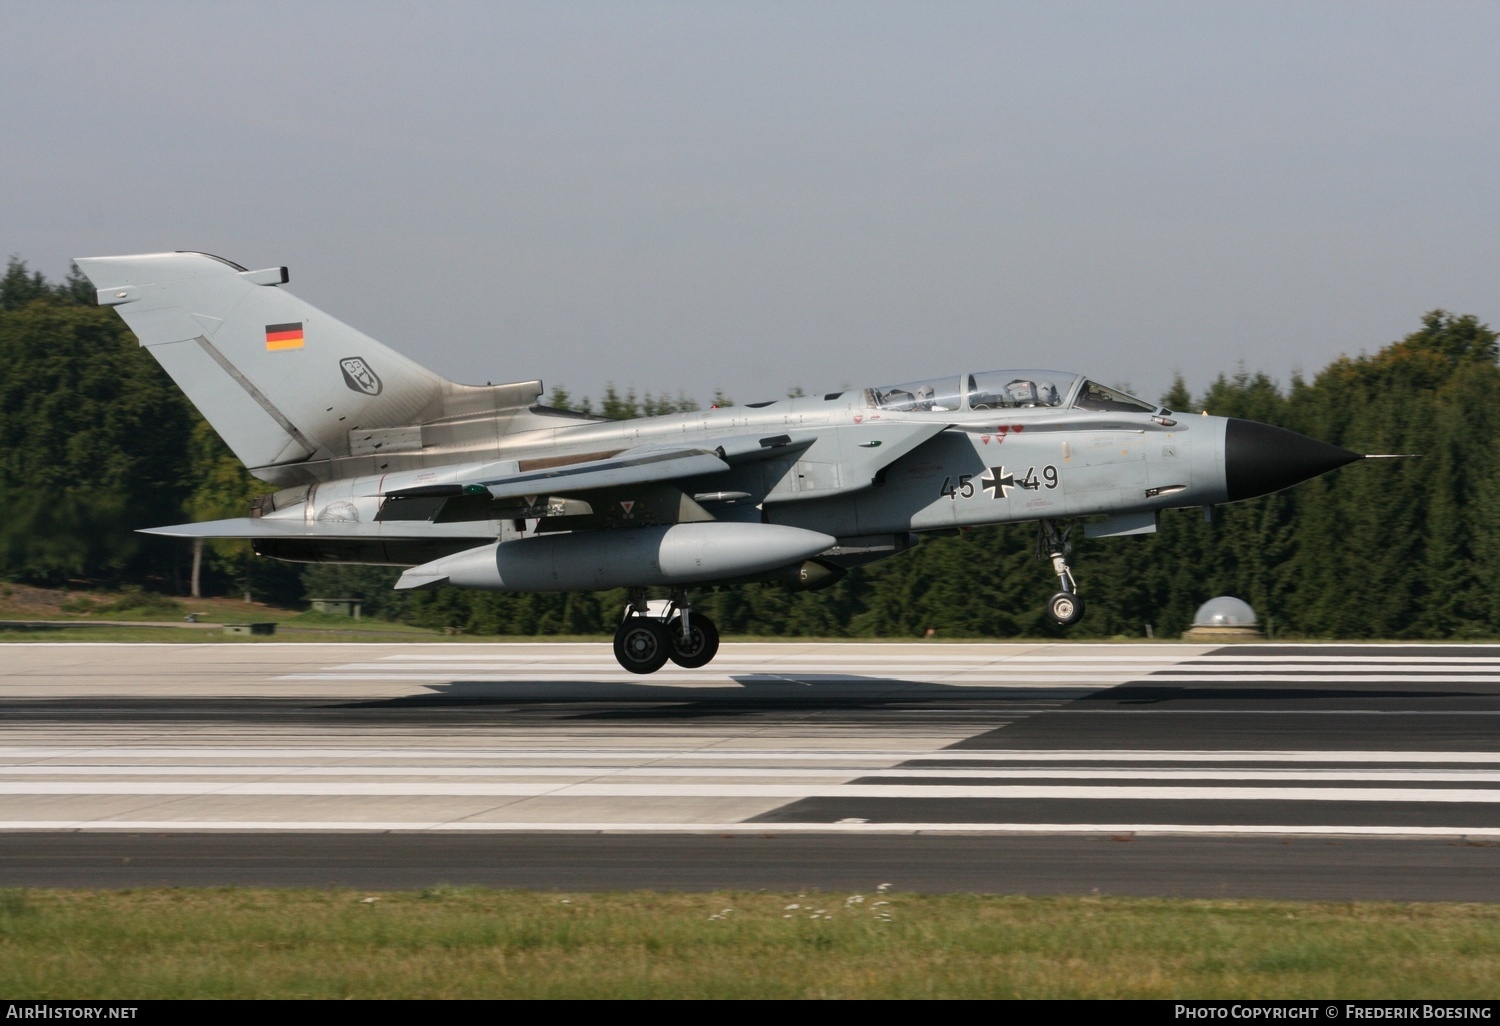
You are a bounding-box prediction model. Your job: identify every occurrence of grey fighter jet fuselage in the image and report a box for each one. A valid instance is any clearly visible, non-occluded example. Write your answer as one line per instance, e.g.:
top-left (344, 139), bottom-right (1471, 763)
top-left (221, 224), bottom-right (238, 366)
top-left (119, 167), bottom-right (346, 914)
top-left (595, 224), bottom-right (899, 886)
top-left (76, 252), bottom-right (1363, 672)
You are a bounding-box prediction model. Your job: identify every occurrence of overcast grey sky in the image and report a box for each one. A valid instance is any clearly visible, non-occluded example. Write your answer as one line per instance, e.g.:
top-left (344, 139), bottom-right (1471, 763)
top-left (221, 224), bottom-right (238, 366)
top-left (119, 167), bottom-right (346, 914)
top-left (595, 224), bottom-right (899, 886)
top-left (4, 1), bottom-right (1496, 406)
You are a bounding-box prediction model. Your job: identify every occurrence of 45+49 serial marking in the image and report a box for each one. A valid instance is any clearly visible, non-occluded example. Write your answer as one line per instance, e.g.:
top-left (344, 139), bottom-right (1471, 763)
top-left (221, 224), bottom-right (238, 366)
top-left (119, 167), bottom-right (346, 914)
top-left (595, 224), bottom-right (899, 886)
top-left (941, 465), bottom-right (1058, 500)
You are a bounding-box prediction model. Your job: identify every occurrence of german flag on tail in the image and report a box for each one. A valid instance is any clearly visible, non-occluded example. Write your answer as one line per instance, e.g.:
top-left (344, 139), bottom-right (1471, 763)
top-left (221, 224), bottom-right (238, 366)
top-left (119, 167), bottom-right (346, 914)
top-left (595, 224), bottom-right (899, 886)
top-left (265, 322), bottom-right (304, 351)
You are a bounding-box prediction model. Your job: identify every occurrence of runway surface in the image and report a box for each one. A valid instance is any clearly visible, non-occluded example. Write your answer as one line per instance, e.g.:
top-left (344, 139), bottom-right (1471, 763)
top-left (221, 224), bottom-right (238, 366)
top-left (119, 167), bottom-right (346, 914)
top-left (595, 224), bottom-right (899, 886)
top-left (2, 641), bottom-right (1498, 897)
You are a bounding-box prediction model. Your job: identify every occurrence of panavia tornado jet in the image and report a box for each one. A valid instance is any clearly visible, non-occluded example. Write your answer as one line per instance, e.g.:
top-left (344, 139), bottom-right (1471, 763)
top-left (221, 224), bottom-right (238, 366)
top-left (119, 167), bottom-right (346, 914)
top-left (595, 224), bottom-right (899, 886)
top-left (76, 252), bottom-right (1364, 672)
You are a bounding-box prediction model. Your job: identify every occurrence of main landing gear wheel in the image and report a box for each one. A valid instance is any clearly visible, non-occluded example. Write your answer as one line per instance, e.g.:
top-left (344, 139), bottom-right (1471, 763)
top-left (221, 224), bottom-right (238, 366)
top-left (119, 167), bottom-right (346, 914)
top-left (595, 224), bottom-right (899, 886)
top-left (613, 617), bottom-right (671, 675)
top-left (667, 615), bottom-right (720, 668)
top-left (1046, 591), bottom-right (1085, 627)
top-left (613, 588), bottom-right (722, 674)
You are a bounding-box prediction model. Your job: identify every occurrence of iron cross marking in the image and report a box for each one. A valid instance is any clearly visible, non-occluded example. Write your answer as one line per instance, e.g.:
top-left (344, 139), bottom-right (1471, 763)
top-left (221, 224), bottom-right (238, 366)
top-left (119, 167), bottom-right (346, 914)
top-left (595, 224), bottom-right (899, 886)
top-left (981, 466), bottom-right (1015, 499)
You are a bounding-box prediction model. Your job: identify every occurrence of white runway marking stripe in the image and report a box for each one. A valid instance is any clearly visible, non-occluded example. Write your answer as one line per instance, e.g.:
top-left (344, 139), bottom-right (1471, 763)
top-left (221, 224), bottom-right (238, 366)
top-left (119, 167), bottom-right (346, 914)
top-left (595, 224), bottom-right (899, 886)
top-left (322, 653), bottom-right (1500, 665)
top-left (1185, 656), bottom-right (1500, 663)
top-left (294, 669), bottom-right (1147, 679)
top-left (6, 782), bottom-right (1500, 801)
top-left (1, 821), bottom-right (1497, 839)
top-left (1189, 660), bottom-right (1500, 666)
top-left (274, 673), bottom-right (1122, 685)
top-left (7, 765), bottom-right (1500, 783)
top-left (361, 656), bottom-right (1176, 664)
top-left (273, 674), bottom-right (1500, 687)
top-left (1164, 666), bottom-right (1500, 672)
top-left (317, 667), bottom-right (1086, 672)
top-left (1138, 673), bottom-right (1500, 683)
top-left (2, 748), bottom-right (1497, 763)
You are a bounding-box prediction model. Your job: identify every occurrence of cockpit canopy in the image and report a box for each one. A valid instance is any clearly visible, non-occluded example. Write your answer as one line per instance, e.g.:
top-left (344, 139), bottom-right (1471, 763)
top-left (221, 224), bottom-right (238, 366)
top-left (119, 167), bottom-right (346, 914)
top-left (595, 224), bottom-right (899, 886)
top-left (865, 371), bottom-right (1158, 415)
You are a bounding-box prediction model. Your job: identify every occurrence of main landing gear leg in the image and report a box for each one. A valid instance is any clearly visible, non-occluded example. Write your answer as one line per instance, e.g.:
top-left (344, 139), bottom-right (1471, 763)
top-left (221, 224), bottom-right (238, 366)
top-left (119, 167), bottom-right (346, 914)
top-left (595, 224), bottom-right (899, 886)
top-left (664, 588), bottom-right (720, 669)
top-left (611, 588), bottom-right (721, 673)
top-left (1038, 518), bottom-right (1085, 627)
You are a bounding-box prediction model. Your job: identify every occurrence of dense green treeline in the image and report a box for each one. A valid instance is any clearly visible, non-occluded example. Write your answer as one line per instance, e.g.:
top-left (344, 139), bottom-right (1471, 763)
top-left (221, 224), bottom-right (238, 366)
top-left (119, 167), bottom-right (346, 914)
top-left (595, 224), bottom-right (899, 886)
top-left (3, 257), bottom-right (1497, 637)
top-left (0, 259), bottom-right (198, 585)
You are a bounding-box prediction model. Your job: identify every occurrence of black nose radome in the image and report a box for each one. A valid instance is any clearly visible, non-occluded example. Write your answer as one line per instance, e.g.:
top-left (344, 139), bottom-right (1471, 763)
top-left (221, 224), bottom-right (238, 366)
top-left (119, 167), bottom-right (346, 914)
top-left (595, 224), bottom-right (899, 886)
top-left (1224, 418), bottom-right (1363, 502)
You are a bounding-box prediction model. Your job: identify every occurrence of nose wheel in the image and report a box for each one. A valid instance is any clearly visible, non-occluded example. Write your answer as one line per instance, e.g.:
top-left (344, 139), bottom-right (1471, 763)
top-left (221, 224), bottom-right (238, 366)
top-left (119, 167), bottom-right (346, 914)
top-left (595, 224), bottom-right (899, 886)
top-left (612, 589), bottom-right (721, 673)
top-left (1038, 519), bottom-right (1084, 627)
top-left (1046, 590), bottom-right (1085, 626)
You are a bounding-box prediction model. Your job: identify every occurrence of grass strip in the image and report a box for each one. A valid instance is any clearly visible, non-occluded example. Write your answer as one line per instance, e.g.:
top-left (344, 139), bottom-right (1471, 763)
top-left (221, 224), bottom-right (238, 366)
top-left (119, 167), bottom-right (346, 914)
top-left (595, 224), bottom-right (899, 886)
top-left (1, 888), bottom-right (1497, 998)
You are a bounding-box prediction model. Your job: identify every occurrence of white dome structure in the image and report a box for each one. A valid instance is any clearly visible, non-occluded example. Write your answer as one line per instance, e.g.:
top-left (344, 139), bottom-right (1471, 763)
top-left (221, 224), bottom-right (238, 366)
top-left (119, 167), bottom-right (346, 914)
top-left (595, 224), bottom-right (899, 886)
top-left (1183, 596), bottom-right (1265, 640)
top-left (1192, 596), bottom-right (1258, 627)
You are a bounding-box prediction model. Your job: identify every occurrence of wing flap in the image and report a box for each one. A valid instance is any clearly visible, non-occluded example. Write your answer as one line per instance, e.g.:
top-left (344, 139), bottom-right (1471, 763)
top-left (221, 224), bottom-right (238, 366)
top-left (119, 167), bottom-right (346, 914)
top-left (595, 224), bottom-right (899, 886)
top-left (382, 434), bottom-right (813, 506)
top-left (475, 446), bottom-right (730, 501)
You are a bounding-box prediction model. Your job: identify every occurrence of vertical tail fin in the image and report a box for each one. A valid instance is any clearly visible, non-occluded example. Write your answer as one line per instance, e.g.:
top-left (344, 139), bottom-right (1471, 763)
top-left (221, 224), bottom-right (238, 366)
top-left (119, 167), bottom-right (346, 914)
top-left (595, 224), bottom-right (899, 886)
top-left (75, 252), bottom-right (447, 473)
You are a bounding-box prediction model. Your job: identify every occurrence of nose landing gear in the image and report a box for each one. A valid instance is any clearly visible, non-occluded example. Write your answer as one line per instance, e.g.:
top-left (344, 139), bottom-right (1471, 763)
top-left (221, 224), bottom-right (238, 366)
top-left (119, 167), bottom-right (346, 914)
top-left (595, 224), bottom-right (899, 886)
top-left (612, 588), bottom-right (721, 673)
top-left (1038, 519), bottom-right (1085, 627)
